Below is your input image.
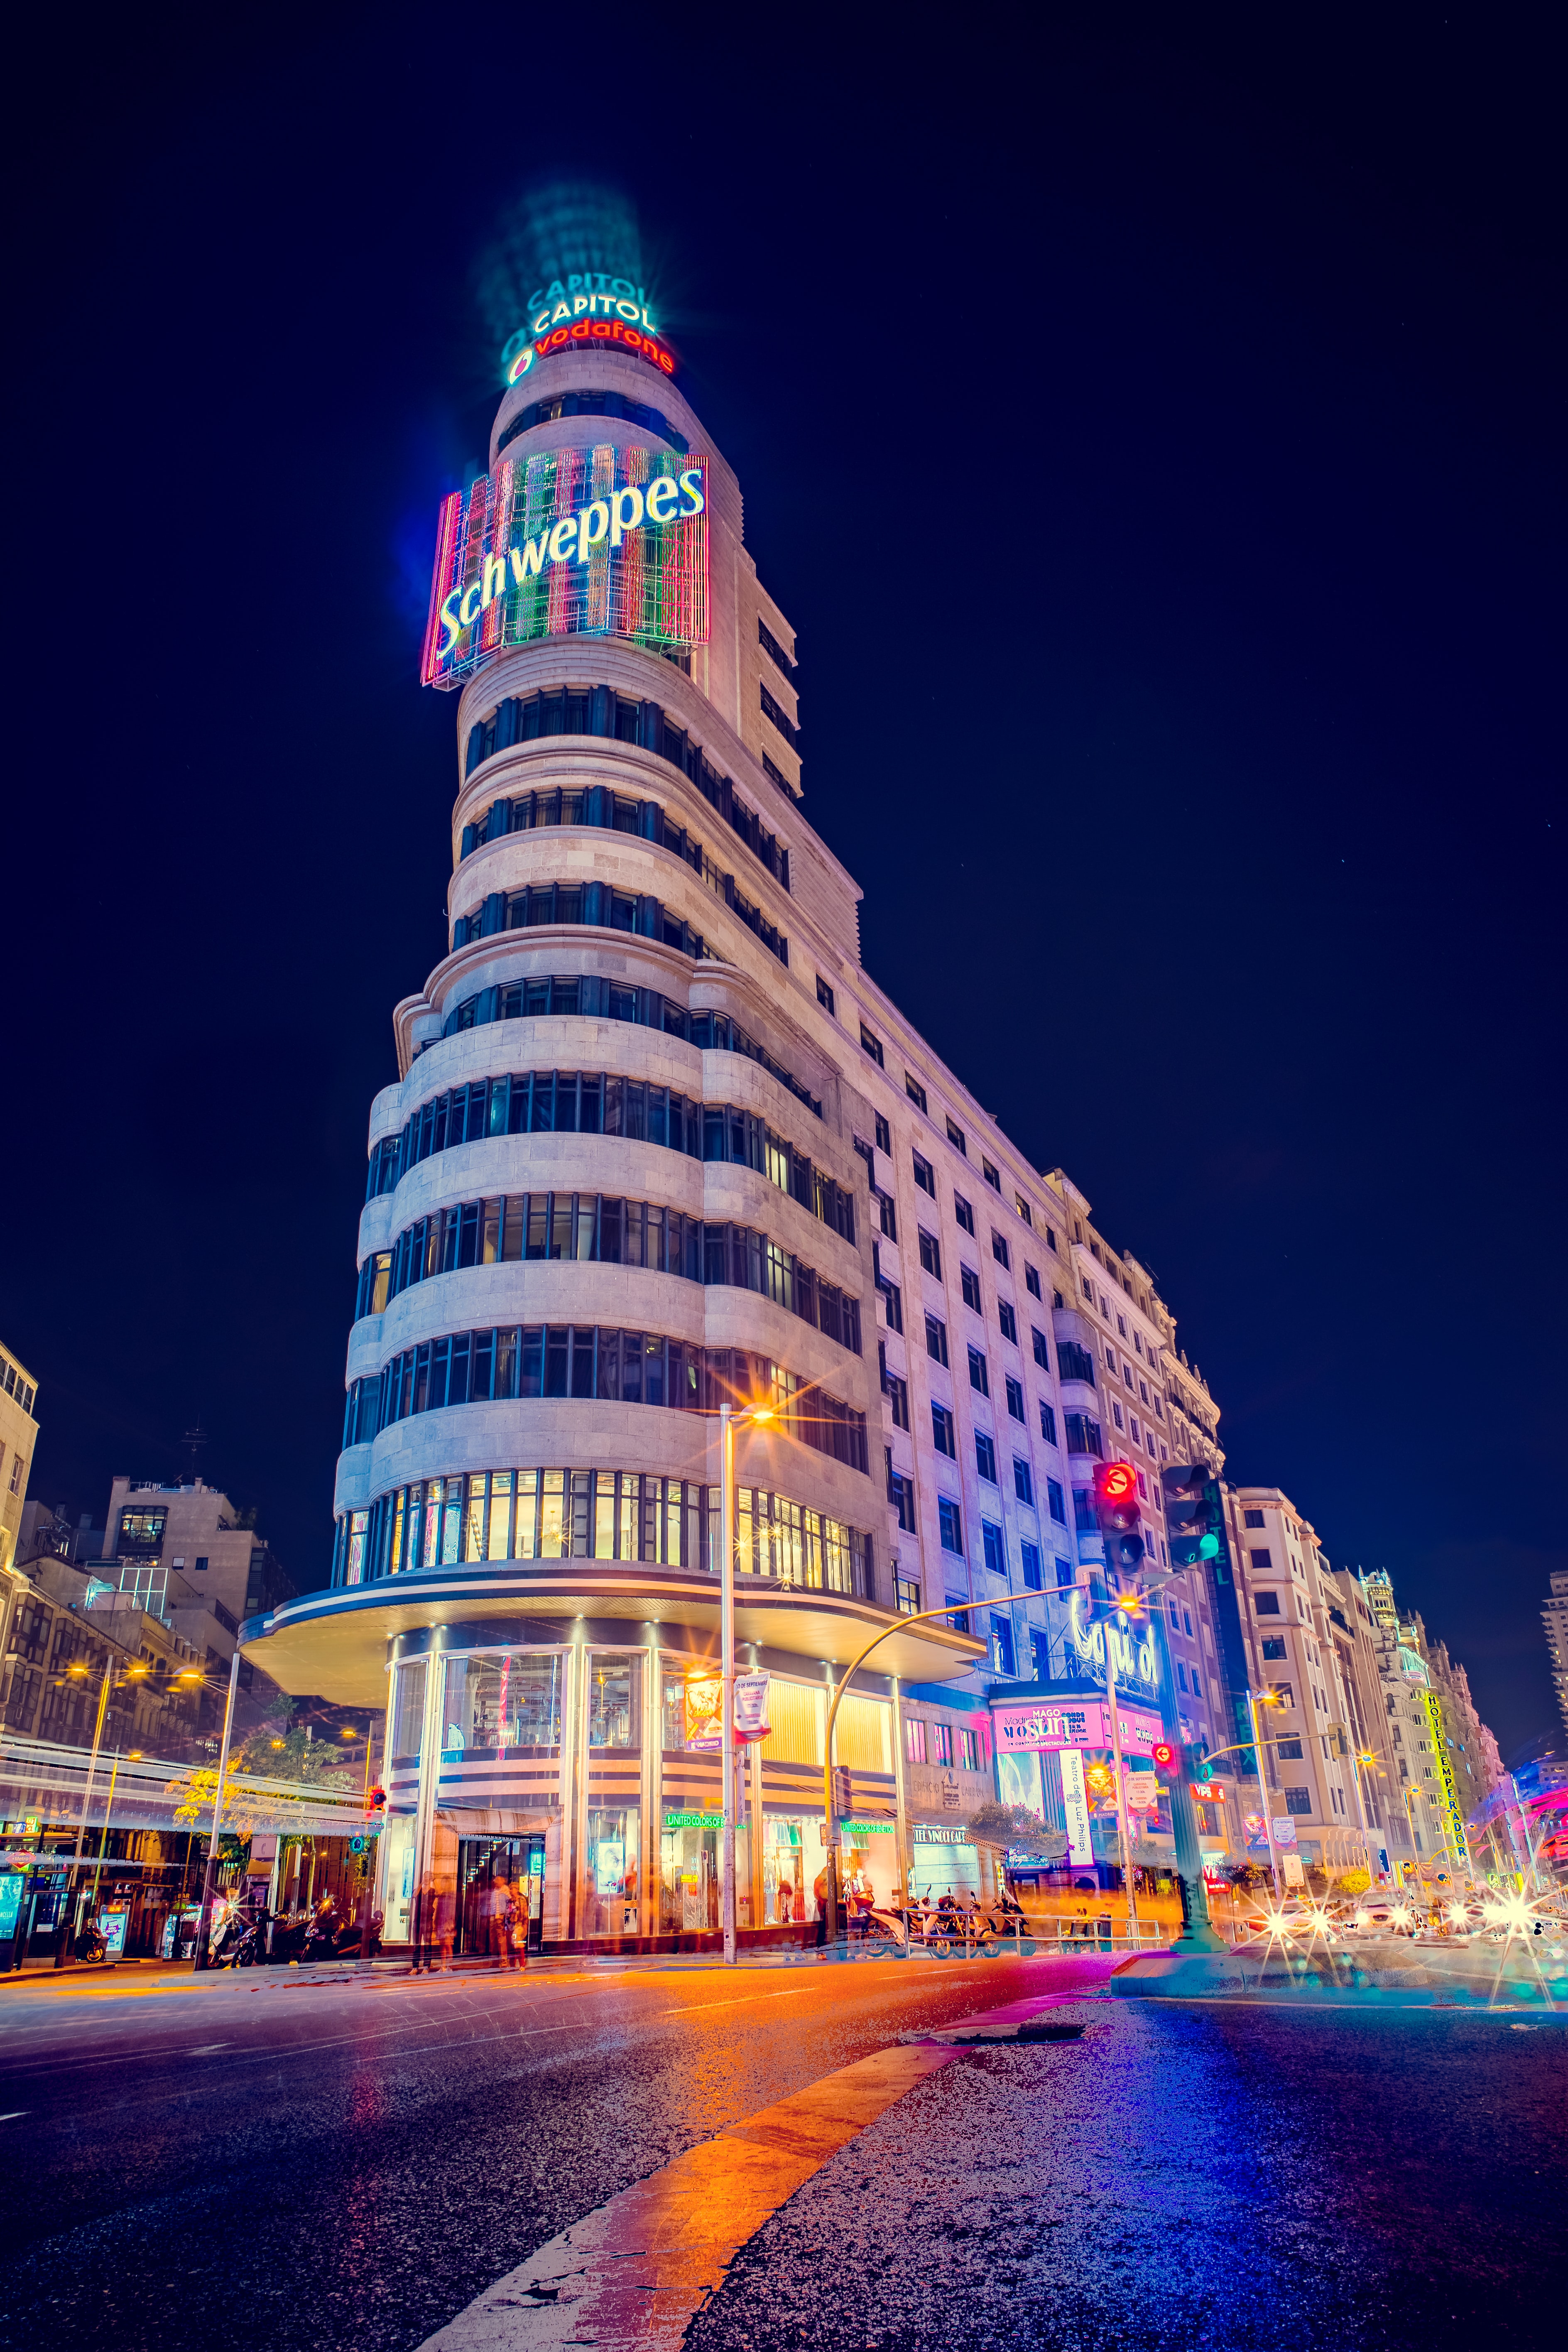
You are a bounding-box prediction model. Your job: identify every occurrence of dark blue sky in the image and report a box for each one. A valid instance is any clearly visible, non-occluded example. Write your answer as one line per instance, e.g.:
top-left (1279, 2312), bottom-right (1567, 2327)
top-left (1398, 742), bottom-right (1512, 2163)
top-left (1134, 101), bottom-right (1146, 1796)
top-left (6, 6), bottom-right (1562, 1759)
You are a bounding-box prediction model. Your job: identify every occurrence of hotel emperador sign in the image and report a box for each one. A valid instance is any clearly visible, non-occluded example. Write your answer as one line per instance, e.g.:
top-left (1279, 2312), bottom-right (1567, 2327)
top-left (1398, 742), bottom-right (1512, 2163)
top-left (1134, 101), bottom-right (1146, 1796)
top-left (421, 448), bottom-right (710, 690)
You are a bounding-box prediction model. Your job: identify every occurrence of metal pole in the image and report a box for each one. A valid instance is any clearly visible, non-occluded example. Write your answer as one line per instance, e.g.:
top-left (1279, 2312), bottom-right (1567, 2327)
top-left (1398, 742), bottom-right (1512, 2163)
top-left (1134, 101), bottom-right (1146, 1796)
top-left (1247, 1690), bottom-right (1284, 1899)
top-left (1103, 1614), bottom-right (1139, 1942)
top-left (720, 1403), bottom-right (736, 1967)
top-left (56, 1659), bottom-right (115, 1967)
top-left (88, 1751), bottom-right (122, 1921)
top-left (192, 1647), bottom-right (243, 1972)
top-left (821, 1602), bottom-right (977, 1955)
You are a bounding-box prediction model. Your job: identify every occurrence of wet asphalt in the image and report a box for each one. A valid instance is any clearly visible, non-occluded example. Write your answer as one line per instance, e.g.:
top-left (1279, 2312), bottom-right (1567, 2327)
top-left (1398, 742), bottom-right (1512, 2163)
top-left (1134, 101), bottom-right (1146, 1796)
top-left (0, 1959), bottom-right (1563, 2352)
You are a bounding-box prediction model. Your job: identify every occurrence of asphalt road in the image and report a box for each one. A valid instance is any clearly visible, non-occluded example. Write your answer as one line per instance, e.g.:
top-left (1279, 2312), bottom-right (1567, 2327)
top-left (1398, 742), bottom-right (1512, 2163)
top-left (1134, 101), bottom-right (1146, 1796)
top-left (0, 1957), bottom-right (1561, 2352)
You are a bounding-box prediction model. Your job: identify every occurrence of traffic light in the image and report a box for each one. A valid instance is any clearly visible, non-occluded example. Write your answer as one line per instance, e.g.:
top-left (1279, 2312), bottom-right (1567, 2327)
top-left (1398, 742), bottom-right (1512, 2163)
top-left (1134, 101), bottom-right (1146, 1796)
top-left (367, 1784), bottom-right (387, 1814)
top-left (1093, 1460), bottom-right (1145, 1571)
top-left (1163, 1463), bottom-right (1222, 1567)
top-left (1150, 1740), bottom-right (1178, 1773)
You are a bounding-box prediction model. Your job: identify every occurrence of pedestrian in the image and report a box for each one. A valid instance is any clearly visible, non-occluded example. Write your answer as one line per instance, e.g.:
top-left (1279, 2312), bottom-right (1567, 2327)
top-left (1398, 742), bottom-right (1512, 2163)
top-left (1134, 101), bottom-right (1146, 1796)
top-left (813, 1864), bottom-right (830, 1946)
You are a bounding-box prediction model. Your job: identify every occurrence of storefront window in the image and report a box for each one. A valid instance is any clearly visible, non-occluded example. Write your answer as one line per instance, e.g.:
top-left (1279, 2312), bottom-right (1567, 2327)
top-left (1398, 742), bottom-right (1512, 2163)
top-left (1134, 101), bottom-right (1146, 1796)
top-left (380, 1814), bottom-right (417, 1943)
top-left (391, 1660), bottom-right (426, 1762)
top-left (585, 1808), bottom-right (640, 1936)
top-left (909, 1830), bottom-right (980, 1902)
top-left (456, 1835), bottom-right (543, 1955)
top-left (763, 1818), bottom-right (815, 1923)
top-left (442, 1649), bottom-right (564, 1756)
top-left (658, 1816), bottom-right (752, 1932)
top-left (588, 1652), bottom-right (642, 1749)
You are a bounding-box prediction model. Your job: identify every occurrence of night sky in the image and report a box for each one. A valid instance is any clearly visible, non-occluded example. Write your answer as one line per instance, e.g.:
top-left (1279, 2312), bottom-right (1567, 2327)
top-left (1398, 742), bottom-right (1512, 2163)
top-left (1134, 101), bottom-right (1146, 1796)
top-left (7, 9), bottom-right (1562, 1761)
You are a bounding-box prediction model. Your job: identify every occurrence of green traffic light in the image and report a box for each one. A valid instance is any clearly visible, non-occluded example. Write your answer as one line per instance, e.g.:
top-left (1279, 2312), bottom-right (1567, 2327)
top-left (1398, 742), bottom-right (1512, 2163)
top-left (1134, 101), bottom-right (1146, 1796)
top-left (1199, 1534), bottom-right (1220, 1557)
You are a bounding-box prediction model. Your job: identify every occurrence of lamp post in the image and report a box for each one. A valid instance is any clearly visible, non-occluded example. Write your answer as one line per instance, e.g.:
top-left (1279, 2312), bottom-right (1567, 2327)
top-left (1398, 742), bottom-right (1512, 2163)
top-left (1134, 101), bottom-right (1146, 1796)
top-left (54, 1656), bottom-right (114, 1968)
top-left (819, 1601), bottom-right (982, 1948)
top-left (191, 1647), bottom-right (243, 1972)
top-left (718, 1400), bottom-right (778, 1967)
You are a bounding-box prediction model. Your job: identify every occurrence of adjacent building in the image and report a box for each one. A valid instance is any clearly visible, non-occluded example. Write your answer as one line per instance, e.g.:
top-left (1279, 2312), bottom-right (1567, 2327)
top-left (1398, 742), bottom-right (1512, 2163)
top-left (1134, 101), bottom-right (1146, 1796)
top-left (1544, 1569), bottom-right (1568, 1746)
top-left (0, 1342), bottom-right (39, 1578)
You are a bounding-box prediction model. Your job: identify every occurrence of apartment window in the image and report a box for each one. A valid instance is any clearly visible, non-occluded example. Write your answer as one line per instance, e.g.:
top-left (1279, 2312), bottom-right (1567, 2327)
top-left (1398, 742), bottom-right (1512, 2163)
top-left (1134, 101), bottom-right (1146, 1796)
top-left (1013, 1457), bottom-right (1034, 1506)
top-left (1250, 1548), bottom-right (1272, 1570)
top-left (889, 1470), bottom-right (916, 1533)
top-left (1271, 1683), bottom-right (1296, 1710)
top-left (1244, 1509), bottom-right (1266, 1529)
top-left (960, 1264), bottom-right (982, 1313)
top-left (1004, 1376), bottom-right (1026, 1423)
top-left (815, 974), bottom-right (836, 1016)
top-left (1190, 1667), bottom-right (1202, 1695)
top-left (1015, 1194), bottom-right (1032, 1226)
top-left (997, 1300), bottom-right (1017, 1345)
top-left (1063, 1412), bottom-right (1103, 1458)
top-left (932, 1723), bottom-right (953, 1766)
top-left (877, 1273), bottom-right (903, 1334)
top-left (932, 1403), bottom-right (957, 1458)
top-left (905, 1072), bottom-right (928, 1113)
top-left (874, 1114), bottom-right (890, 1154)
top-left (882, 1368), bottom-right (910, 1430)
top-left (1055, 1556), bottom-right (1075, 1588)
top-left (991, 1615), bottom-right (1016, 1677)
top-left (954, 1192), bottom-right (975, 1235)
top-left (1112, 1401), bottom-right (1124, 1431)
top-left (1031, 1329), bottom-right (1050, 1375)
top-left (967, 1346), bottom-right (989, 1399)
top-left (1039, 1400), bottom-right (1057, 1447)
top-left (1046, 1229), bottom-right (1058, 1254)
top-left (975, 1433), bottom-right (998, 1484)
top-left (1254, 1591), bottom-right (1281, 1617)
top-left (1261, 1636), bottom-right (1287, 1660)
top-left (1046, 1478), bottom-right (1066, 1525)
top-left (7, 1454), bottom-right (22, 1496)
top-left (860, 1023), bottom-right (884, 1068)
top-left (194, 1556), bottom-right (209, 1573)
top-left (946, 1116), bottom-right (966, 1155)
top-left (1024, 1264), bottom-right (1041, 1300)
top-left (1284, 1787), bottom-right (1313, 1817)
top-left (1081, 1276), bottom-right (1094, 1301)
top-left (991, 1231), bottom-right (1010, 1271)
top-left (1019, 1541), bottom-right (1043, 1591)
top-left (924, 1312), bottom-right (949, 1367)
top-left (905, 1716), bottom-right (927, 1765)
top-left (1057, 1341), bottom-right (1095, 1385)
top-left (1176, 1661), bottom-right (1189, 1691)
top-left (960, 1728), bottom-right (980, 1770)
top-left (894, 1573), bottom-right (920, 1615)
top-left (980, 1520), bottom-right (1006, 1578)
top-left (918, 1228), bottom-right (941, 1278)
top-left (938, 1497), bottom-right (963, 1552)
top-left (912, 1151), bottom-right (935, 1197)
top-left (982, 1157), bottom-right (1001, 1192)
top-left (1117, 1314), bottom-right (1127, 1338)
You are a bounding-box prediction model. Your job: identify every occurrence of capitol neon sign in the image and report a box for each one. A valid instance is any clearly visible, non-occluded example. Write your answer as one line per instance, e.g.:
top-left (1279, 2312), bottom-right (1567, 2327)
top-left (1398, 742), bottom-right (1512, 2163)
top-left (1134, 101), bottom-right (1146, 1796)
top-left (502, 281), bottom-right (672, 385)
top-left (1069, 1588), bottom-right (1159, 1693)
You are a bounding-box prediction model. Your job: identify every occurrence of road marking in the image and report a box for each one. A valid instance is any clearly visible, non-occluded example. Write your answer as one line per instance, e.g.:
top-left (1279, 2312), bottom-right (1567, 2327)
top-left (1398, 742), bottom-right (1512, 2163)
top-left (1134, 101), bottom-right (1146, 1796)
top-left (0, 2111), bottom-right (27, 2121)
top-left (415, 2040), bottom-right (961, 2352)
top-left (187, 2043), bottom-right (231, 2055)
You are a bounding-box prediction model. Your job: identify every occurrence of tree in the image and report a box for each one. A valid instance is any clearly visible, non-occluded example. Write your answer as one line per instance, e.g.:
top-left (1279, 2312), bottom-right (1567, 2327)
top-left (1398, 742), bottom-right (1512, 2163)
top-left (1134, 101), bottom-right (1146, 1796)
top-left (966, 1801), bottom-right (1068, 1859)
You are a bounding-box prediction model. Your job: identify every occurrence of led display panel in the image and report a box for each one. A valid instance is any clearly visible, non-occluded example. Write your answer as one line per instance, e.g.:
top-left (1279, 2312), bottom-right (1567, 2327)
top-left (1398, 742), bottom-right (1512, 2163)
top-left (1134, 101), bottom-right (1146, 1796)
top-left (421, 445), bottom-right (709, 689)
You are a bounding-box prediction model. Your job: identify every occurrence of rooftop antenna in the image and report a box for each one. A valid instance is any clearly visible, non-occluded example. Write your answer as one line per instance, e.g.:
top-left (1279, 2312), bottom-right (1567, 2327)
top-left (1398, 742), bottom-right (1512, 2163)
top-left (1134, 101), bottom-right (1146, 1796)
top-left (183, 1422), bottom-right (208, 1485)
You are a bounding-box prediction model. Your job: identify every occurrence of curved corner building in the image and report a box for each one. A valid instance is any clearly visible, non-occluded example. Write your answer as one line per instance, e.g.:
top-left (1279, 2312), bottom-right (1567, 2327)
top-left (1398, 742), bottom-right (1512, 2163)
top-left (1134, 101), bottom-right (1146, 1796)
top-left (246, 292), bottom-right (1233, 1948)
top-left (246, 318), bottom-right (994, 1955)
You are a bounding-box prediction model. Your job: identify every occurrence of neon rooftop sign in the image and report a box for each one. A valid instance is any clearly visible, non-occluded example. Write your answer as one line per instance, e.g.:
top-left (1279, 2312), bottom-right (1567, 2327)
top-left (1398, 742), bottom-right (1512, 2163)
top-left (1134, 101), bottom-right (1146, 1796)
top-left (502, 279), bottom-right (672, 385)
top-left (420, 446), bottom-right (709, 689)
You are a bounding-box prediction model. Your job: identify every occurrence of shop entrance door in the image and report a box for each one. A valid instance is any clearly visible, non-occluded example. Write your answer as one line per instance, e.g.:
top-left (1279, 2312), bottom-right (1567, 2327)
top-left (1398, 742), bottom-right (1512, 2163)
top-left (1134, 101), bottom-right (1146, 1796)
top-left (456, 1836), bottom-right (544, 1956)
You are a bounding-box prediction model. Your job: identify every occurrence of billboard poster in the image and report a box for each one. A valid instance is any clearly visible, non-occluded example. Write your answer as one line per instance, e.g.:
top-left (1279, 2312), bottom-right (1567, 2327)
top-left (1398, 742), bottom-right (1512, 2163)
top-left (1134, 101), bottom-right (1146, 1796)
top-left (421, 446), bottom-right (709, 688)
top-left (681, 1669), bottom-right (723, 1751)
top-left (992, 1697), bottom-right (1163, 1757)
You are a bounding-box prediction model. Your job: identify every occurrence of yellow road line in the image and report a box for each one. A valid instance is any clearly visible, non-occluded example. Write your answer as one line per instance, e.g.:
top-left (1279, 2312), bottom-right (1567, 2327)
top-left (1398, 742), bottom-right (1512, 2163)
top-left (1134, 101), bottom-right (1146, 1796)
top-left (416, 2041), bottom-right (961, 2352)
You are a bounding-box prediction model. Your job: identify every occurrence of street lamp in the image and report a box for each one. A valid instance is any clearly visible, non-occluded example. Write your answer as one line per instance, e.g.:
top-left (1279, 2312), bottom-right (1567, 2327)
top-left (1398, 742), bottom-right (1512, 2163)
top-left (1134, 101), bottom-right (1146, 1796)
top-left (191, 1648), bottom-right (244, 1973)
top-left (718, 1397), bottom-right (776, 1967)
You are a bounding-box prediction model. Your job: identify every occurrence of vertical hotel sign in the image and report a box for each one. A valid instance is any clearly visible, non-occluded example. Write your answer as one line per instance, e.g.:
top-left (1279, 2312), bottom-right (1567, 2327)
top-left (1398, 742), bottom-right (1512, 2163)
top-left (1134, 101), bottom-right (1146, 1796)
top-left (420, 446), bottom-right (709, 690)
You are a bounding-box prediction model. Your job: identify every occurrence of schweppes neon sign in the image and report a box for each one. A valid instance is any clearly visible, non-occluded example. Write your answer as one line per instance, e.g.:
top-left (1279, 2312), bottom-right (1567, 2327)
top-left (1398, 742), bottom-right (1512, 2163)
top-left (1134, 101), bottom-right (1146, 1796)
top-left (420, 446), bottom-right (709, 689)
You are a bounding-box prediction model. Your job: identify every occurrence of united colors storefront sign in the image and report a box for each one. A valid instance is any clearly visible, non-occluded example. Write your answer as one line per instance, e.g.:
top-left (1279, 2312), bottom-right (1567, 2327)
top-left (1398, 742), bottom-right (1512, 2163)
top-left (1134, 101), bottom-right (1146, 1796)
top-left (420, 446), bottom-right (709, 689)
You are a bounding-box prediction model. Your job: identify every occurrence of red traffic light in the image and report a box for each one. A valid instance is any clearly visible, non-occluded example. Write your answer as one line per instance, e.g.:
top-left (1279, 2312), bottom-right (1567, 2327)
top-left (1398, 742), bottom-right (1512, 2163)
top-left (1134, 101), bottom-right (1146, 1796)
top-left (1151, 1740), bottom-right (1178, 1771)
top-left (367, 1784), bottom-right (387, 1813)
top-left (1093, 1460), bottom-right (1142, 1534)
